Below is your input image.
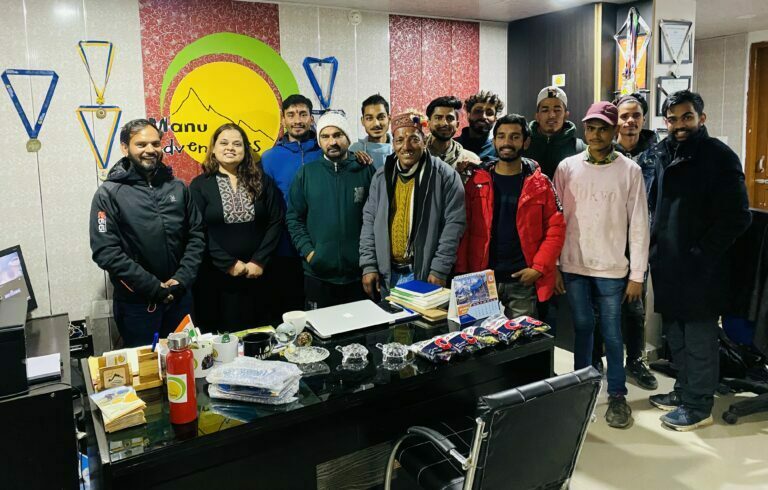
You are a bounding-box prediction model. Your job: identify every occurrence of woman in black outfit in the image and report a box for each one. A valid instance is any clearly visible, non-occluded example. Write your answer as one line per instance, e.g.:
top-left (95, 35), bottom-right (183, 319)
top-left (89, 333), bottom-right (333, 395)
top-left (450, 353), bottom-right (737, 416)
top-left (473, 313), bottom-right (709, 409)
top-left (190, 123), bottom-right (282, 332)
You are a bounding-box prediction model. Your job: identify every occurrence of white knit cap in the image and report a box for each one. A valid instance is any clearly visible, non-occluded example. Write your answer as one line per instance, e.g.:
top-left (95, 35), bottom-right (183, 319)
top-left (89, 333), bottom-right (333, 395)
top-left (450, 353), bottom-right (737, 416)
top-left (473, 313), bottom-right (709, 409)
top-left (536, 86), bottom-right (568, 108)
top-left (316, 112), bottom-right (353, 143)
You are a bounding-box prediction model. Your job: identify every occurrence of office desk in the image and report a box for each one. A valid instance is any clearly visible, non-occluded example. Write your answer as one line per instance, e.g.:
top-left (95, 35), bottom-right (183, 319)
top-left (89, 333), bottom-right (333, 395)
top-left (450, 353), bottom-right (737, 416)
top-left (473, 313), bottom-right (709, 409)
top-left (83, 321), bottom-right (554, 489)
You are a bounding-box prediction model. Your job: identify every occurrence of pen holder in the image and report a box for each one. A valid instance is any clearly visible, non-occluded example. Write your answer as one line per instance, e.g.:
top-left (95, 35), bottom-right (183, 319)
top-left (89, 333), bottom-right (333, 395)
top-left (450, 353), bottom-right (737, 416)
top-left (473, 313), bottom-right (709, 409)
top-left (137, 348), bottom-right (160, 384)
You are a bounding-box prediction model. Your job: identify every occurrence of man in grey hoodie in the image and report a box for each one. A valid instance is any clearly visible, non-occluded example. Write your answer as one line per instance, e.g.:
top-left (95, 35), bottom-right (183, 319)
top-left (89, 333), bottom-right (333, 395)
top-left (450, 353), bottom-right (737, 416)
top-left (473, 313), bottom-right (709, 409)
top-left (360, 111), bottom-right (466, 299)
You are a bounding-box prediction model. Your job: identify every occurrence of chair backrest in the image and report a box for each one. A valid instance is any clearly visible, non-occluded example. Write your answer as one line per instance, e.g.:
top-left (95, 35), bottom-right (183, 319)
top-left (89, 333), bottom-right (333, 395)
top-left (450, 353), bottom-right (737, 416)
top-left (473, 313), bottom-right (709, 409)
top-left (471, 367), bottom-right (601, 490)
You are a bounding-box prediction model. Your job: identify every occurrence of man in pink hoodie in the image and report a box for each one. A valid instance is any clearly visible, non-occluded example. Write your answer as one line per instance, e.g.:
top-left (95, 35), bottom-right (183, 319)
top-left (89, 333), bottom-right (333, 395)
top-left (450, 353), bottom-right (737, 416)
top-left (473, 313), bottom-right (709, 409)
top-left (554, 101), bottom-right (649, 429)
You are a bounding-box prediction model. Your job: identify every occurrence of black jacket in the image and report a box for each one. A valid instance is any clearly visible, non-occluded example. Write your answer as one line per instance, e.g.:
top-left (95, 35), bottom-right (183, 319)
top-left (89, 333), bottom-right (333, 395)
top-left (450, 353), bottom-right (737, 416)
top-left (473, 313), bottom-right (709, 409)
top-left (89, 157), bottom-right (205, 304)
top-left (525, 120), bottom-right (587, 179)
top-left (648, 127), bottom-right (752, 320)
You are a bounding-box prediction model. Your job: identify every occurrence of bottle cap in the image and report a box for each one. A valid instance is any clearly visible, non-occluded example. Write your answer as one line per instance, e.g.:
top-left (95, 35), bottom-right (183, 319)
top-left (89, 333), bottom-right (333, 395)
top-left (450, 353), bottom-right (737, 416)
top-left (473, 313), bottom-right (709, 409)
top-left (168, 333), bottom-right (190, 351)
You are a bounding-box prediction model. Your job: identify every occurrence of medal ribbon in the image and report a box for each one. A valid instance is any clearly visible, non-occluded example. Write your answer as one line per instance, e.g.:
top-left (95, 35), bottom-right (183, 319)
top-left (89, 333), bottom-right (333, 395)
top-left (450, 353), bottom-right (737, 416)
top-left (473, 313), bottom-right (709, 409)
top-left (77, 40), bottom-right (115, 105)
top-left (75, 105), bottom-right (122, 171)
top-left (1, 69), bottom-right (59, 140)
top-left (302, 56), bottom-right (338, 111)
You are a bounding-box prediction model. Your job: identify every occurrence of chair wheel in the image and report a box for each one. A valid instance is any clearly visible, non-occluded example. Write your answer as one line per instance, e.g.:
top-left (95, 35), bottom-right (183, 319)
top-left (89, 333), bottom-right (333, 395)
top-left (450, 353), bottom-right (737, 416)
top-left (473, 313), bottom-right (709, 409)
top-left (722, 411), bottom-right (738, 425)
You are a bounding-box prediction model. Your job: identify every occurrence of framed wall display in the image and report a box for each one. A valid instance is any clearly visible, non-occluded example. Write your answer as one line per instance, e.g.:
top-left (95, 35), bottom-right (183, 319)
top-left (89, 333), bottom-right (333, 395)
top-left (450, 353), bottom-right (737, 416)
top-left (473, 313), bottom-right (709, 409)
top-left (656, 76), bottom-right (692, 116)
top-left (659, 20), bottom-right (693, 65)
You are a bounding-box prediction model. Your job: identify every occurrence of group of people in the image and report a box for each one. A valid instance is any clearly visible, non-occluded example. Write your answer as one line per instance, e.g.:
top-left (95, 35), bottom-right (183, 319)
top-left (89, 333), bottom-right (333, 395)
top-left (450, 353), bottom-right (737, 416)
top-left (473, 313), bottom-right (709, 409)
top-left (89, 85), bottom-right (751, 432)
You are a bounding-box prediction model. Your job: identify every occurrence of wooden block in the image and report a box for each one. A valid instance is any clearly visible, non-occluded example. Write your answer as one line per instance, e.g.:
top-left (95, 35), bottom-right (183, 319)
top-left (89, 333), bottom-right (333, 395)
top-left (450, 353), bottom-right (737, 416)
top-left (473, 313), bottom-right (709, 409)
top-left (99, 363), bottom-right (131, 390)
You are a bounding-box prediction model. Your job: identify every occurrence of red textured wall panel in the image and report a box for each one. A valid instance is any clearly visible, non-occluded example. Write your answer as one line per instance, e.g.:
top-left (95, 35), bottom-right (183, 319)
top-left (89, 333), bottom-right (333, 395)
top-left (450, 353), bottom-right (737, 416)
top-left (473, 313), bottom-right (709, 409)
top-left (389, 15), bottom-right (479, 129)
top-left (138, 0), bottom-right (280, 183)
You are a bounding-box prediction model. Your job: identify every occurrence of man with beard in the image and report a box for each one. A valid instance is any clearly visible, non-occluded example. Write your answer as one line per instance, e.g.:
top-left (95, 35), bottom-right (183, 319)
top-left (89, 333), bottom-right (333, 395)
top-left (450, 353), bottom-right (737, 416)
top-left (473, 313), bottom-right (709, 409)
top-left (425, 95), bottom-right (480, 182)
top-left (349, 94), bottom-right (392, 169)
top-left (360, 111), bottom-right (465, 299)
top-left (286, 112), bottom-right (375, 309)
top-left (455, 90), bottom-right (504, 165)
top-left (89, 119), bottom-right (205, 347)
top-left (456, 114), bottom-right (565, 318)
top-left (555, 102), bottom-right (649, 429)
top-left (526, 86), bottom-right (586, 179)
top-left (647, 90), bottom-right (751, 431)
top-left (262, 95), bottom-right (323, 319)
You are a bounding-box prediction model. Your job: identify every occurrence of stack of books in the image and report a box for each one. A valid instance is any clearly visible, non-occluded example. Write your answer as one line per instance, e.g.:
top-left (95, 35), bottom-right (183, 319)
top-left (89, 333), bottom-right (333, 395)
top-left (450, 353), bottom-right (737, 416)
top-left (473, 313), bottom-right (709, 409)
top-left (391, 280), bottom-right (451, 309)
top-left (89, 385), bottom-right (147, 433)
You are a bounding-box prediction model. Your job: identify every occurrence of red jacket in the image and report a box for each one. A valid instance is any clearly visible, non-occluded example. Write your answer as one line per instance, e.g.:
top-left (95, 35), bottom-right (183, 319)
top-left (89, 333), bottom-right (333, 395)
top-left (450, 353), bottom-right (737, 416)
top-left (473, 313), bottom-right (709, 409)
top-left (455, 159), bottom-right (565, 302)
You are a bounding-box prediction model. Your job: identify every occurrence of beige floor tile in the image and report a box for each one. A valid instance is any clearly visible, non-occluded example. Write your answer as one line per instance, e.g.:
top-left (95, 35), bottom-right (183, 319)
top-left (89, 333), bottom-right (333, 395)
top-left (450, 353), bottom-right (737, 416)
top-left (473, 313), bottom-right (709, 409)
top-left (553, 347), bottom-right (768, 490)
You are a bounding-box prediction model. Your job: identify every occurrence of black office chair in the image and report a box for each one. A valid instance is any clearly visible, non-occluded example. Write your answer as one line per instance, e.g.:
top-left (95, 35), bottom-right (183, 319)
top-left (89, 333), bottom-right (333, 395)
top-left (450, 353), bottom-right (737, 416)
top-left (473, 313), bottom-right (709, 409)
top-left (384, 367), bottom-right (601, 490)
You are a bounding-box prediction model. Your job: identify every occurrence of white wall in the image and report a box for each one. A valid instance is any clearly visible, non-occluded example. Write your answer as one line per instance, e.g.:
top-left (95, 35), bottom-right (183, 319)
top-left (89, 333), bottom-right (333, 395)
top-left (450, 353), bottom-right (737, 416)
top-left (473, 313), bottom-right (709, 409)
top-left (0, 0), bottom-right (146, 319)
top-left (694, 34), bottom-right (747, 160)
top-left (0, 1), bottom-right (508, 321)
top-left (279, 5), bottom-right (391, 141)
top-left (479, 21), bottom-right (509, 110)
top-left (649, 0), bottom-right (697, 130)
top-left (278, 7), bottom-right (508, 140)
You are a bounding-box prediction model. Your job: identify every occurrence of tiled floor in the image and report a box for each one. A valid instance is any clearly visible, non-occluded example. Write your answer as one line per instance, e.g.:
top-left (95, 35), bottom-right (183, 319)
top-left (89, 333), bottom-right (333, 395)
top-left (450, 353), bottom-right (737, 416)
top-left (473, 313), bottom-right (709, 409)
top-left (552, 347), bottom-right (768, 490)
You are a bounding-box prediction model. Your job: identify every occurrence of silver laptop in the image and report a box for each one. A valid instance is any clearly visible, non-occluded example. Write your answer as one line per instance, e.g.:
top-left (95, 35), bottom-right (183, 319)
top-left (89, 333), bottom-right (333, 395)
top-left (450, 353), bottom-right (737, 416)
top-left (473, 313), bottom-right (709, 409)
top-left (305, 300), bottom-right (413, 339)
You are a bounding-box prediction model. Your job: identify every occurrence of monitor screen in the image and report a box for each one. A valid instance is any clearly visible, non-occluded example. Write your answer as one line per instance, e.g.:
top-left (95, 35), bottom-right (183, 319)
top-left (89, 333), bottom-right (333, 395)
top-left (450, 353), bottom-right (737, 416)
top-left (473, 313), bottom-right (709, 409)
top-left (0, 245), bottom-right (37, 312)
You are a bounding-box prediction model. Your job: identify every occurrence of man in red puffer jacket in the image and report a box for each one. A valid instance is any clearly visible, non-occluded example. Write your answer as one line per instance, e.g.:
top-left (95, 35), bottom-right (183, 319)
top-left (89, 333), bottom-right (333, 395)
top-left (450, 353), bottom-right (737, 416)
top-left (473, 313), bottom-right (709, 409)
top-left (456, 114), bottom-right (565, 318)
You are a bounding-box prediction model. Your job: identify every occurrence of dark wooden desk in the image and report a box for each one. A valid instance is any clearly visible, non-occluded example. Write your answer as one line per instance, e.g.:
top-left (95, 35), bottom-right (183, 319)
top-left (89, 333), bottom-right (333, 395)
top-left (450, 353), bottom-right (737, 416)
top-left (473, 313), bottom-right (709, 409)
top-left (83, 321), bottom-right (554, 489)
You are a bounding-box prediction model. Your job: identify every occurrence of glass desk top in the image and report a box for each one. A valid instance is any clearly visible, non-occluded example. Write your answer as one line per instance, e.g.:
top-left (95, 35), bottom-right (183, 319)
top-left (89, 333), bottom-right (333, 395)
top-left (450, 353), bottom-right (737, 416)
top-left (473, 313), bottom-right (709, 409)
top-left (82, 319), bottom-right (552, 464)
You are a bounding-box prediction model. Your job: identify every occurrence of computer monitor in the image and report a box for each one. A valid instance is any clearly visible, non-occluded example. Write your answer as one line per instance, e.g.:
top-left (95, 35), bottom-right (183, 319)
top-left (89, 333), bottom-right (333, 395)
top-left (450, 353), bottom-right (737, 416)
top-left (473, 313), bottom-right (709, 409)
top-left (0, 245), bottom-right (37, 312)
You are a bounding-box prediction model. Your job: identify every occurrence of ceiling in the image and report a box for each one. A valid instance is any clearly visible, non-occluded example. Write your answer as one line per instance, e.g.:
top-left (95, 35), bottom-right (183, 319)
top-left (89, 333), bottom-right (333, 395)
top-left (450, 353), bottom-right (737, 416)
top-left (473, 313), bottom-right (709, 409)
top-left (695, 0), bottom-right (768, 38)
top-left (261, 0), bottom-right (631, 24)
top-left (264, 0), bottom-right (768, 39)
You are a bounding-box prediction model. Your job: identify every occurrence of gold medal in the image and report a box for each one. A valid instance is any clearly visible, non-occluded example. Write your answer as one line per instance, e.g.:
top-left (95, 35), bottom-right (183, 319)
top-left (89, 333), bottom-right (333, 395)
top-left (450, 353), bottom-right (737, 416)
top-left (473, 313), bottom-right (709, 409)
top-left (98, 168), bottom-right (110, 181)
top-left (26, 138), bottom-right (41, 152)
top-left (96, 108), bottom-right (107, 119)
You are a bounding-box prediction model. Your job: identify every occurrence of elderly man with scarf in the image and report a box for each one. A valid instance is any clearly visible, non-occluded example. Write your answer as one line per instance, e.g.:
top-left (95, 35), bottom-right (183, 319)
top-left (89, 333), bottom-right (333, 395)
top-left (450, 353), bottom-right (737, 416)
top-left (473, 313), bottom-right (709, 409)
top-left (359, 111), bottom-right (466, 299)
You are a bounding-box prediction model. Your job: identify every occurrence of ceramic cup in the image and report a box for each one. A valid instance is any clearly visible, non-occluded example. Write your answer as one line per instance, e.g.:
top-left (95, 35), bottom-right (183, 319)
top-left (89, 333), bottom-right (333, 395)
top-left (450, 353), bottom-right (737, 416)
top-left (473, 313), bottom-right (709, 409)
top-left (190, 339), bottom-right (214, 378)
top-left (282, 311), bottom-right (307, 332)
top-left (212, 334), bottom-right (239, 365)
top-left (243, 332), bottom-right (275, 359)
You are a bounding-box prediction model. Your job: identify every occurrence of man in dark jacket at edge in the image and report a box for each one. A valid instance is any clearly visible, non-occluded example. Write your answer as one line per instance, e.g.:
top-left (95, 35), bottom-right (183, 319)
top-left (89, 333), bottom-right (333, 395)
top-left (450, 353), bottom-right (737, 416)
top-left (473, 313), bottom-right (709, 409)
top-left (525, 86), bottom-right (586, 334)
top-left (89, 119), bottom-right (205, 347)
top-left (648, 90), bottom-right (751, 431)
top-left (262, 95), bottom-right (323, 320)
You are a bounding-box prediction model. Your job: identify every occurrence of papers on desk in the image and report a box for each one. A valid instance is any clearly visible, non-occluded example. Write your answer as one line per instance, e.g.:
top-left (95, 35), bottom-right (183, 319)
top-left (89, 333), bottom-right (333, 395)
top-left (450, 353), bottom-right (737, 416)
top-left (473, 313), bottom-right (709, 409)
top-left (26, 353), bottom-right (61, 382)
top-left (89, 385), bottom-right (147, 432)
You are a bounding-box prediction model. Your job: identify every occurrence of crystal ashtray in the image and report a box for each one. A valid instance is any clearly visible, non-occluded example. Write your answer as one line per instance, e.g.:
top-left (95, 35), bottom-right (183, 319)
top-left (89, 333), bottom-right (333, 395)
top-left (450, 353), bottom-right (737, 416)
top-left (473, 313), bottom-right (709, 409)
top-left (284, 346), bottom-right (330, 364)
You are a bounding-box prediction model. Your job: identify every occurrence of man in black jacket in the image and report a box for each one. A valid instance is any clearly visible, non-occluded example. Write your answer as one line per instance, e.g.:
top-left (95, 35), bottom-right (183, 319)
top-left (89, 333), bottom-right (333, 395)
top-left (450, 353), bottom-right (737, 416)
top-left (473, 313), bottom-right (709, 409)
top-left (648, 91), bottom-right (752, 431)
top-left (89, 119), bottom-right (205, 347)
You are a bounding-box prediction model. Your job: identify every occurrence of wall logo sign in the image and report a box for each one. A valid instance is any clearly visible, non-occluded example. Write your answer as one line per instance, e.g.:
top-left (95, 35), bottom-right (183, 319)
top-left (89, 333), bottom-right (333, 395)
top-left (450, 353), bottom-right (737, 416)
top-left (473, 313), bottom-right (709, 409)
top-left (154, 32), bottom-right (299, 163)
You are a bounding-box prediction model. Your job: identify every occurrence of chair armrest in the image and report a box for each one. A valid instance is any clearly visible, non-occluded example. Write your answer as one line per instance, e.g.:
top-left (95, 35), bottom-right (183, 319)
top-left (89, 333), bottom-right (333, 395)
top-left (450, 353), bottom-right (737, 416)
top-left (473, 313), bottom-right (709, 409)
top-left (406, 426), bottom-right (457, 455)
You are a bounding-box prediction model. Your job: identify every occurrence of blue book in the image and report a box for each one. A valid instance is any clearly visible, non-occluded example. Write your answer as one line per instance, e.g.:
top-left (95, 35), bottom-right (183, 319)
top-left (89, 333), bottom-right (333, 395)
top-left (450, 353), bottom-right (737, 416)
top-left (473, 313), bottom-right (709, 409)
top-left (393, 280), bottom-right (441, 298)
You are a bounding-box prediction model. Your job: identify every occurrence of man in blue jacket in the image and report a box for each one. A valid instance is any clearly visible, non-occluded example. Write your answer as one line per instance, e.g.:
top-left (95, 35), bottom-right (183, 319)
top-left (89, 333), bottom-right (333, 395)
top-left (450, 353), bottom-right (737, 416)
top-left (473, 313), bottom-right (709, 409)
top-left (89, 119), bottom-right (204, 347)
top-left (262, 95), bottom-right (323, 318)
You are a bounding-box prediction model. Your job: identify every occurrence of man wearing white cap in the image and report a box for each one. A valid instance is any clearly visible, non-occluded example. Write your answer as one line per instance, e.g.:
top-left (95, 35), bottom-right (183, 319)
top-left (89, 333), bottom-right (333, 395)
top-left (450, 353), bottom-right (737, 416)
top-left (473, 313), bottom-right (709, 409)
top-left (526, 86), bottom-right (586, 180)
top-left (286, 112), bottom-right (375, 309)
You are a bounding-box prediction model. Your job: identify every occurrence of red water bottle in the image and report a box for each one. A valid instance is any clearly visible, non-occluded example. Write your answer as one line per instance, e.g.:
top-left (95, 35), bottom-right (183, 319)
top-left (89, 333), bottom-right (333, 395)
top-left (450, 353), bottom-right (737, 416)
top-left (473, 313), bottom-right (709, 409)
top-left (166, 333), bottom-right (197, 424)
